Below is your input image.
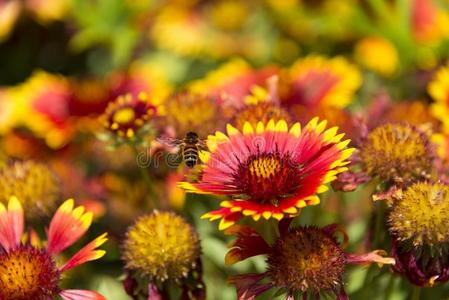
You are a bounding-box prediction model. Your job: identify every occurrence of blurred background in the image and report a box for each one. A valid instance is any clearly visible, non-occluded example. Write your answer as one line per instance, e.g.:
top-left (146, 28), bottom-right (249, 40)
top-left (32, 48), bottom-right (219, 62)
top-left (1, 0), bottom-right (449, 299)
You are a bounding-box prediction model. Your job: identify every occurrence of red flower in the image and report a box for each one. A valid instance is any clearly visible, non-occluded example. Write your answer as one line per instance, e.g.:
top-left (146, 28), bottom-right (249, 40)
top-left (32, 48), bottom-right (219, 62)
top-left (226, 222), bottom-right (394, 299)
top-left (0, 197), bottom-right (107, 300)
top-left (179, 118), bottom-right (354, 229)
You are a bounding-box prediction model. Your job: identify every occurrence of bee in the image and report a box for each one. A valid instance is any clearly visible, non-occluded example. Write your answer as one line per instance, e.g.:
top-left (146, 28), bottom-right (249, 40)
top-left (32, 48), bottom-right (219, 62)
top-left (157, 132), bottom-right (207, 168)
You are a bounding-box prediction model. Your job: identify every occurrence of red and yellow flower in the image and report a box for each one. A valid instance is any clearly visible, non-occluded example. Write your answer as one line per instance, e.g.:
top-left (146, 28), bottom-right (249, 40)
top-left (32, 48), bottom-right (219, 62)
top-left (101, 92), bottom-right (158, 140)
top-left (0, 197), bottom-right (107, 300)
top-left (6, 71), bottom-right (74, 149)
top-left (179, 118), bottom-right (354, 229)
top-left (188, 59), bottom-right (279, 109)
top-left (282, 55), bottom-right (362, 109)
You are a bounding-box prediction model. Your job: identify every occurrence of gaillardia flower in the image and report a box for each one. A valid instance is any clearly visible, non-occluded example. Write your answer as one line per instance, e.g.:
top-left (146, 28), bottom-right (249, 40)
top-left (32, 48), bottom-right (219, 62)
top-left (163, 92), bottom-right (224, 137)
top-left (283, 55), bottom-right (362, 109)
top-left (0, 197), bottom-right (107, 300)
top-left (122, 210), bottom-right (200, 282)
top-left (359, 123), bottom-right (434, 183)
top-left (188, 59), bottom-right (279, 108)
top-left (226, 223), bottom-right (394, 299)
top-left (0, 160), bottom-right (61, 220)
top-left (101, 92), bottom-right (157, 141)
top-left (179, 118), bottom-right (354, 229)
top-left (389, 182), bottom-right (449, 246)
top-left (389, 182), bottom-right (449, 286)
top-left (232, 101), bottom-right (291, 131)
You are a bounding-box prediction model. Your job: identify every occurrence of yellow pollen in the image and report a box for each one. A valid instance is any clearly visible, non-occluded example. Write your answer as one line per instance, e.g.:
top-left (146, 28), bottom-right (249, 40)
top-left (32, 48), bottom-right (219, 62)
top-left (389, 183), bottom-right (449, 246)
top-left (122, 211), bottom-right (200, 282)
top-left (0, 247), bottom-right (59, 299)
top-left (0, 161), bottom-right (61, 220)
top-left (249, 157), bottom-right (281, 179)
top-left (360, 123), bottom-right (432, 181)
top-left (112, 107), bottom-right (136, 124)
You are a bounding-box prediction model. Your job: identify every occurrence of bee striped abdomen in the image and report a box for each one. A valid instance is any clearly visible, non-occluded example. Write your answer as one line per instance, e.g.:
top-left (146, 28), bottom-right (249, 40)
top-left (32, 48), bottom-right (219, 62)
top-left (183, 145), bottom-right (198, 168)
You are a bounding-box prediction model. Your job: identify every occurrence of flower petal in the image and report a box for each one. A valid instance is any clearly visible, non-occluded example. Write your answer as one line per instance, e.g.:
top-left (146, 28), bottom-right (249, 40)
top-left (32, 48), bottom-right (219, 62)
top-left (47, 199), bottom-right (93, 254)
top-left (60, 290), bottom-right (105, 300)
top-left (224, 225), bottom-right (271, 265)
top-left (346, 250), bottom-right (395, 267)
top-left (0, 196), bottom-right (24, 251)
top-left (228, 273), bottom-right (272, 300)
top-left (60, 233), bottom-right (108, 272)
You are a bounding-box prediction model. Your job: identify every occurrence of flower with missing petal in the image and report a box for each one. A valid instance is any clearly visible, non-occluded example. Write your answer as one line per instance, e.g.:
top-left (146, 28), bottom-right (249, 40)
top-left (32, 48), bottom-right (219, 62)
top-left (0, 197), bottom-right (107, 300)
top-left (226, 223), bottom-right (394, 299)
top-left (359, 123), bottom-right (434, 184)
top-left (122, 210), bottom-right (200, 282)
top-left (179, 118), bottom-right (354, 229)
top-left (388, 182), bottom-right (449, 287)
top-left (0, 160), bottom-right (61, 220)
top-left (122, 210), bottom-right (204, 299)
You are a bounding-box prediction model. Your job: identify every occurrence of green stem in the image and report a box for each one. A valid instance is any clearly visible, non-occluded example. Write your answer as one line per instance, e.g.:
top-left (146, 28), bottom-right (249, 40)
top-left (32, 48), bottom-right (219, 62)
top-left (361, 201), bottom-right (386, 293)
top-left (411, 287), bottom-right (421, 300)
top-left (373, 201), bottom-right (385, 247)
top-left (384, 273), bottom-right (395, 300)
top-left (132, 145), bottom-right (157, 208)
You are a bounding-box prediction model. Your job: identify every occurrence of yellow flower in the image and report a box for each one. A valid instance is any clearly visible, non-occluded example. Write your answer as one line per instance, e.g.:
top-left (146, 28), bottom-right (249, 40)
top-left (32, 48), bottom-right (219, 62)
top-left (0, 161), bottom-right (61, 220)
top-left (122, 211), bottom-right (200, 282)
top-left (354, 37), bottom-right (399, 77)
top-left (151, 6), bottom-right (210, 57)
top-left (429, 64), bottom-right (449, 133)
top-left (27, 0), bottom-right (71, 23)
top-left (0, 1), bottom-right (20, 41)
top-left (360, 123), bottom-right (434, 182)
top-left (163, 92), bottom-right (223, 137)
top-left (389, 182), bottom-right (449, 246)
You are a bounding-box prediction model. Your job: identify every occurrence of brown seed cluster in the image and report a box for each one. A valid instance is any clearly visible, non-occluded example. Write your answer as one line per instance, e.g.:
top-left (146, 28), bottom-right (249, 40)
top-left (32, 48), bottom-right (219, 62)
top-left (360, 123), bottom-right (433, 182)
top-left (267, 227), bottom-right (345, 293)
top-left (389, 182), bottom-right (449, 246)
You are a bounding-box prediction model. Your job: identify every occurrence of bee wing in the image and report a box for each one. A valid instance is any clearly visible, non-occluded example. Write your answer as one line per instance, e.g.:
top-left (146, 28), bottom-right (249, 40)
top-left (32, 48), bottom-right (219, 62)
top-left (197, 139), bottom-right (209, 150)
top-left (156, 136), bottom-right (183, 151)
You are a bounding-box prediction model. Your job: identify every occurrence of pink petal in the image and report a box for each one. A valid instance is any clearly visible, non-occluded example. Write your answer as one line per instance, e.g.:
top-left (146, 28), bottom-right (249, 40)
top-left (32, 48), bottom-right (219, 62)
top-left (60, 233), bottom-right (108, 272)
top-left (60, 290), bottom-right (105, 300)
top-left (47, 199), bottom-right (93, 254)
top-left (0, 196), bottom-right (24, 251)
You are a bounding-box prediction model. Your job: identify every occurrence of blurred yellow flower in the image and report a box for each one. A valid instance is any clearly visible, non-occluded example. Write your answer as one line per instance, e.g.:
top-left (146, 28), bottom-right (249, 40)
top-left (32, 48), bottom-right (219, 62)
top-left (428, 64), bottom-right (449, 133)
top-left (26, 0), bottom-right (71, 23)
top-left (355, 37), bottom-right (399, 77)
top-left (0, 1), bottom-right (21, 41)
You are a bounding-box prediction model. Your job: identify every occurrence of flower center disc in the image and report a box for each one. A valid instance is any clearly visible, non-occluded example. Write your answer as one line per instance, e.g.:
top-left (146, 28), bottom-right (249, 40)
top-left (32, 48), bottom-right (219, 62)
top-left (113, 107), bottom-right (136, 124)
top-left (237, 154), bottom-right (299, 204)
top-left (267, 228), bottom-right (345, 293)
top-left (0, 246), bottom-right (60, 300)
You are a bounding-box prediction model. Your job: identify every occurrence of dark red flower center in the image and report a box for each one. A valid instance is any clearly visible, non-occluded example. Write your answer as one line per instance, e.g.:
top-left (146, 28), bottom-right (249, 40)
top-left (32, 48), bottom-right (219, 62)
top-left (0, 246), bottom-right (60, 300)
top-left (235, 153), bottom-right (301, 205)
